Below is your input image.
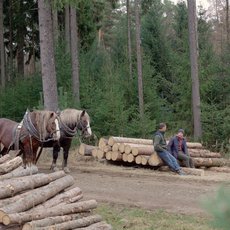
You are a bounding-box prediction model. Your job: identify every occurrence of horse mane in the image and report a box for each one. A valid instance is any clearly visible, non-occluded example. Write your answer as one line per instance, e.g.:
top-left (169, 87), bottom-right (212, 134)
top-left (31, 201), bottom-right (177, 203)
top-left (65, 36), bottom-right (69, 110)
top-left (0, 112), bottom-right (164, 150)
top-left (60, 109), bottom-right (89, 127)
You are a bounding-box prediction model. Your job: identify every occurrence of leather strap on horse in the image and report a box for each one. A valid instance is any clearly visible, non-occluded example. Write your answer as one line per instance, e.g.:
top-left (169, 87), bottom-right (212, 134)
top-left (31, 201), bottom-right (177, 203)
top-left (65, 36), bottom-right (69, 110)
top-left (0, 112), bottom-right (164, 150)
top-left (13, 119), bottom-right (24, 150)
top-left (59, 118), bottom-right (78, 138)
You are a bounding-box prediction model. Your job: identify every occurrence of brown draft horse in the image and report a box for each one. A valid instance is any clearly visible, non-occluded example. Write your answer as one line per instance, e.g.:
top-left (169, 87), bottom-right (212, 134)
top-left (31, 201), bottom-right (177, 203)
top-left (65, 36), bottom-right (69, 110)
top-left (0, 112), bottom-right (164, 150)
top-left (0, 110), bottom-right (60, 166)
top-left (38, 109), bottom-right (92, 173)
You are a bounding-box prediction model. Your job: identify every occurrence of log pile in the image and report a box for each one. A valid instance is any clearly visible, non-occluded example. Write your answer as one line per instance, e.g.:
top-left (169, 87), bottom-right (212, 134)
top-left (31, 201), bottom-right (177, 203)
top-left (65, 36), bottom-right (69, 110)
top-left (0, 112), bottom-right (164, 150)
top-left (0, 156), bottom-right (112, 230)
top-left (90, 136), bottom-right (229, 175)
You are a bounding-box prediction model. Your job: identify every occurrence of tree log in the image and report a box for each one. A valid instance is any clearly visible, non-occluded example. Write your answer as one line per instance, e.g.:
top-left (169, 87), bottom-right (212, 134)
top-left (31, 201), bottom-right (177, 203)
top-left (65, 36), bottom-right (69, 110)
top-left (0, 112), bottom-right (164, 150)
top-left (92, 149), bottom-right (98, 158)
top-left (96, 150), bottom-right (105, 160)
top-left (207, 167), bottom-right (230, 173)
top-left (192, 157), bottom-right (226, 167)
top-left (79, 144), bottom-right (96, 156)
top-left (112, 143), bottom-right (120, 152)
top-left (118, 143), bottom-right (125, 153)
top-left (189, 149), bottom-right (221, 158)
top-left (141, 156), bottom-right (149, 165)
top-left (22, 213), bottom-right (89, 230)
top-left (0, 175), bottom-right (74, 223)
top-left (159, 166), bottom-right (204, 176)
top-left (148, 153), bottom-right (163, 166)
top-left (131, 145), bottom-right (154, 156)
top-left (103, 145), bottom-right (112, 153)
top-left (108, 136), bottom-right (153, 146)
top-left (34, 215), bottom-right (102, 230)
top-left (0, 165), bottom-right (38, 180)
top-left (3, 200), bottom-right (97, 225)
top-left (75, 221), bottom-right (112, 230)
top-left (0, 171), bottom-right (66, 199)
top-left (122, 153), bottom-right (128, 162)
top-left (111, 151), bottom-right (122, 161)
top-left (105, 151), bottom-right (112, 161)
top-left (127, 154), bottom-right (134, 163)
top-left (31, 187), bottom-right (82, 212)
top-left (0, 154), bottom-right (13, 164)
top-left (135, 155), bottom-right (142, 164)
top-left (98, 138), bottom-right (108, 150)
top-left (186, 142), bottom-right (203, 149)
top-left (0, 157), bottom-right (22, 174)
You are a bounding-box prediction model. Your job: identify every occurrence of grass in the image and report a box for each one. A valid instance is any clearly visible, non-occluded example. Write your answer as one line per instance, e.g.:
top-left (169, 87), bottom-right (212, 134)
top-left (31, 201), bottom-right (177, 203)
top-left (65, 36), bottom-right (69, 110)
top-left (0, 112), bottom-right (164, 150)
top-left (95, 203), bottom-right (216, 230)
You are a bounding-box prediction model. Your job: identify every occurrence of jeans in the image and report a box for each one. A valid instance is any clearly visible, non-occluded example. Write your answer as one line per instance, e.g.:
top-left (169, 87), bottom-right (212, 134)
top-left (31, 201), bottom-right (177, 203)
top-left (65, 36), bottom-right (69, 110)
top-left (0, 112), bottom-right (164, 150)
top-left (157, 150), bottom-right (181, 172)
top-left (177, 151), bottom-right (195, 168)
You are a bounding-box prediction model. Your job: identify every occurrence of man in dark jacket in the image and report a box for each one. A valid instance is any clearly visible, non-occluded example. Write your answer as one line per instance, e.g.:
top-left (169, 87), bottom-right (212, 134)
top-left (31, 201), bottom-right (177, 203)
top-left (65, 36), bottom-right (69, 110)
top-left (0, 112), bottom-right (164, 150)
top-left (168, 129), bottom-right (194, 168)
top-left (153, 123), bottom-right (185, 175)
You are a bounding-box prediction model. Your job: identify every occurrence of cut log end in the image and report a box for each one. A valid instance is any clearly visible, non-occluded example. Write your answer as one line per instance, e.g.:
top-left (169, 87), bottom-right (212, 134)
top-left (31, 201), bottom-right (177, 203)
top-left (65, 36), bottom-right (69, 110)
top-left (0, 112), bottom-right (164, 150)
top-left (2, 214), bottom-right (10, 225)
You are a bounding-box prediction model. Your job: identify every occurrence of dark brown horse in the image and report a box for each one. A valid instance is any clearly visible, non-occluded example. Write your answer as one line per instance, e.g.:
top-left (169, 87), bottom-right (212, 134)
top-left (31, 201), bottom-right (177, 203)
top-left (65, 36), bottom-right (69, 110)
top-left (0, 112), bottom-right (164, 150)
top-left (0, 110), bottom-right (60, 166)
top-left (38, 109), bottom-right (92, 173)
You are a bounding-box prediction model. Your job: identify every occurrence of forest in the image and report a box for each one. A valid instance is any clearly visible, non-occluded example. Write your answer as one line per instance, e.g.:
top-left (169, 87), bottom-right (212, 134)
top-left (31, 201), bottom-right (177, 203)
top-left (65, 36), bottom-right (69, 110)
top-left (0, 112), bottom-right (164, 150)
top-left (0, 0), bottom-right (229, 154)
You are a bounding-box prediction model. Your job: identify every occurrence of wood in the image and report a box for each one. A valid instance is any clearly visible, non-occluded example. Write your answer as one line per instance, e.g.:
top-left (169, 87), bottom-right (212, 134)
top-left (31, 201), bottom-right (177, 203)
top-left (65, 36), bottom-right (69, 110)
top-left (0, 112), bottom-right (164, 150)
top-left (148, 153), bottom-right (163, 166)
top-left (186, 142), bottom-right (203, 149)
top-left (127, 154), bottom-right (134, 163)
top-left (135, 155), bottom-right (142, 164)
top-left (0, 157), bottom-right (22, 174)
top-left (159, 166), bottom-right (204, 176)
top-left (0, 171), bottom-right (66, 199)
top-left (118, 143), bottom-right (126, 153)
top-left (0, 175), bottom-right (74, 222)
top-left (79, 144), bottom-right (96, 156)
top-left (112, 143), bottom-right (120, 152)
top-left (207, 167), bottom-right (230, 173)
top-left (97, 150), bottom-right (105, 160)
top-left (0, 165), bottom-right (38, 180)
top-left (98, 138), bottom-right (108, 150)
top-left (192, 157), bottom-right (226, 167)
top-left (141, 156), bottom-right (149, 165)
top-left (108, 136), bottom-right (153, 146)
top-left (22, 213), bottom-right (89, 230)
top-left (35, 215), bottom-right (102, 230)
top-left (131, 145), bottom-right (154, 156)
top-left (122, 153), bottom-right (128, 162)
top-left (3, 200), bottom-right (97, 225)
top-left (105, 151), bottom-right (112, 161)
top-left (31, 187), bottom-right (82, 212)
top-left (189, 149), bottom-right (221, 158)
top-left (103, 145), bottom-right (112, 153)
top-left (0, 154), bottom-right (13, 164)
top-left (124, 145), bottom-right (132, 154)
top-left (75, 221), bottom-right (112, 230)
top-left (92, 149), bottom-right (98, 158)
top-left (111, 151), bottom-right (122, 161)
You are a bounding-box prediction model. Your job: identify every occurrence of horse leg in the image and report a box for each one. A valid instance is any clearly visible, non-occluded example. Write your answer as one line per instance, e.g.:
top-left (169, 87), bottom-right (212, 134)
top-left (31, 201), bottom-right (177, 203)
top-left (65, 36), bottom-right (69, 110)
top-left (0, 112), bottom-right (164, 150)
top-left (62, 145), bottom-right (70, 173)
top-left (50, 143), bottom-right (60, 171)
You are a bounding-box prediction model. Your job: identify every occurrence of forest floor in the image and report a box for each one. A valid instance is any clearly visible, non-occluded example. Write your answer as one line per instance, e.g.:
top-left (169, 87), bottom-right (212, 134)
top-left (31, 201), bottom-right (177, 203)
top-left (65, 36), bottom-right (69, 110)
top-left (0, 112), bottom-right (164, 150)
top-left (38, 148), bottom-right (230, 217)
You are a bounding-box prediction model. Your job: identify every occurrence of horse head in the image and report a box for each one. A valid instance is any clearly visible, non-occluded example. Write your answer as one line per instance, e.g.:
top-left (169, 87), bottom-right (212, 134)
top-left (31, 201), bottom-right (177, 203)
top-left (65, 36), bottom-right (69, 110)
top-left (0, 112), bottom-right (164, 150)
top-left (78, 110), bottom-right (92, 138)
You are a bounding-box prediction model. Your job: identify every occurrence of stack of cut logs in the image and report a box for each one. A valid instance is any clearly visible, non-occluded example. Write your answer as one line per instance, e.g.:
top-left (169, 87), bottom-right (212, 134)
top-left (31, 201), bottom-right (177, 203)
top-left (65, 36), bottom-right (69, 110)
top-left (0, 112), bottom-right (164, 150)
top-left (79, 136), bottom-right (230, 176)
top-left (0, 154), bottom-right (112, 230)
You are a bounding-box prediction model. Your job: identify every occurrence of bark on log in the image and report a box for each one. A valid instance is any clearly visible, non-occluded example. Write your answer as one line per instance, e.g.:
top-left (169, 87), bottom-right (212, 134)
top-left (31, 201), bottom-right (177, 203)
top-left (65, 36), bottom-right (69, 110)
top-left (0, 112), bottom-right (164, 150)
top-left (0, 171), bottom-right (66, 199)
top-left (105, 151), bottom-right (112, 161)
top-left (34, 215), bottom-right (102, 230)
top-left (30, 187), bottom-right (82, 212)
top-left (189, 149), bottom-right (221, 158)
top-left (97, 150), bottom-right (105, 160)
top-left (79, 144), bottom-right (96, 156)
top-left (131, 146), bottom-right (154, 156)
top-left (0, 157), bottom-right (22, 174)
top-left (0, 175), bottom-right (74, 223)
top-left (159, 166), bottom-right (204, 176)
top-left (207, 167), bottom-right (230, 173)
top-left (0, 154), bottom-right (14, 164)
top-left (192, 157), bottom-right (226, 167)
top-left (98, 138), bottom-right (108, 150)
top-left (3, 200), bottom-right (97, 225)
top-left (111, 151), bottom-right (122, 161)
top-left (0, 165), bottom-right (38, 180)
top-left (186, 142), bottom-right (203, 149)
top-left (22, 213), bottom-right (89, 230)
top-left (75, 221), bottom-right (112, 230)
top-left (148, 153), bottom-right (163, 166)
top-left (122, 153), bottom-right (128, 162)
top-left (108, 136), bottom-right (153, 146)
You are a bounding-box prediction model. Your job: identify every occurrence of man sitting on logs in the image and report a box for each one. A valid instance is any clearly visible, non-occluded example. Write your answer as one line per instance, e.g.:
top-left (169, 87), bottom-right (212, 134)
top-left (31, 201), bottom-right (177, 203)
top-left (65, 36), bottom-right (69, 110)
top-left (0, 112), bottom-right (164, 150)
top-left (168, 129), bottom-right (195, 168)
top-left (153, 123), bottom-right (186, 176)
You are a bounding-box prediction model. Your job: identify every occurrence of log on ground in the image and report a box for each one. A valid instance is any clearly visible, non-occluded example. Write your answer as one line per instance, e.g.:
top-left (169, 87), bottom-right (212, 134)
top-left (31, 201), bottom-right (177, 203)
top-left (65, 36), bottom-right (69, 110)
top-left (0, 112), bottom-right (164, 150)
top-left (189, 149), bottom-right (221, 158)
top-left (0, 175), bottom-right (74, 222)
top-left (148, 153), bottom-right (164, 166)
top-left (79, 144), bottom-right (97, 156)
top-left (0, 154), bottom-right (14, 164)
top-left (206, 167), bottom-right (230, 173)
top-left (3, 200), bottom-right (97, 226)
top-left (98, 138), bottom-right (108, 150)
top-left (0, 157), bottom-right (22, 174)
top-left (111, 151), bottom-right (122, 161)
top-left (192, 157), bottom-right (226, 167)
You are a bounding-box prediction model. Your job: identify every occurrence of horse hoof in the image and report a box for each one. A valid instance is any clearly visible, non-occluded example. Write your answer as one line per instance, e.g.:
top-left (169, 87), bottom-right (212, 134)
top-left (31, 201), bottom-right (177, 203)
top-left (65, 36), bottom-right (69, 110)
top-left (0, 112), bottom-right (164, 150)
top-left (63, 167), bottom-right (70, 173)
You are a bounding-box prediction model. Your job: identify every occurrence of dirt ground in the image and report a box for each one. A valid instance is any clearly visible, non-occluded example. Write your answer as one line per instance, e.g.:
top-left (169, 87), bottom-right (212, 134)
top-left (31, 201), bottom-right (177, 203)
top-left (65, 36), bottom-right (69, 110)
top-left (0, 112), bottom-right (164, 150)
top-left (38, 150), bottom-right (230, 217)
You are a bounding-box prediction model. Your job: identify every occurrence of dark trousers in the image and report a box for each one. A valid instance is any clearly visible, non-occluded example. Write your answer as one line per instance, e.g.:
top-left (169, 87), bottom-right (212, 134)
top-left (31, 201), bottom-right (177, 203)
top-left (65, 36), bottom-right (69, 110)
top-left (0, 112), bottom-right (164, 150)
top-left (177, 151), bottom-right (195, 168)
top-left (157, 150), bottom-right (181, 172)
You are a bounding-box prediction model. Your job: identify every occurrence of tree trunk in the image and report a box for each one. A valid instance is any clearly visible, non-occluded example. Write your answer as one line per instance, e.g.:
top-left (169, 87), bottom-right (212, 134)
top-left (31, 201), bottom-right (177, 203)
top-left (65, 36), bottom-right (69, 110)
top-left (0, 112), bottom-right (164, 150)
top-left (135, 0), bottom-right (144, 119)
top-left (3, 200), bottom-right (97, 226)
top-left (141, 155), bottom-right (149, 165)
top-left (0, 175), bottom-right (74, 222)
top-left (148, 153), bottom-right (163, 166)
top-left (65, 5), bottom-right (70, 52)
top-left (122, 153), bottom-right (128, 162)
top-left (52, 8), bottom-right (59, 43)
top-left (0, 157), bottom-right (22, 175)
top-left (0, 170), bottom-right (65, 199)
top-left (187, 0), bottom-right (202, 139)
top-left (75, 221), bottom-right (112, 230)
top-left (226, 0), bottom-right (229, 44)
top-left (192, 157), bottom-right (226, 167)
top-left (112, 143), bottom-right (120, 152)
top-left (0, 0), bottom-right (5, 88)
top-left (38, 0), bottom-right (58, 111)
top-left (70, 6), bottom-right (80, 105)
top-left (127, 154), bottom-right (134, 163)
top-left (78, 144), bottom-right (97, 156)
top-left (8, 0), bottom-right (14, 81)
top-left (131, 145), bottom-right (154, 156)
top-left (127, 0), bottom-right (133, 81)
top-left (0, 165), bottom-right (38, 180)
top-left (207, 167), bottom-right (230, 173)
top-left (22, 213), bottom-right (89, 230)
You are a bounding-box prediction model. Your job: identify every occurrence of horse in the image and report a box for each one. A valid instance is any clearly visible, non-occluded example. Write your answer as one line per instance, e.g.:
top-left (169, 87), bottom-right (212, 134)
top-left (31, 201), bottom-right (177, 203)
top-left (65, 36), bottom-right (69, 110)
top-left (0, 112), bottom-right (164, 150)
top-left (37, 109), bottom-right (92, 173)
top-left (0, 110), bottom-right (60, 166)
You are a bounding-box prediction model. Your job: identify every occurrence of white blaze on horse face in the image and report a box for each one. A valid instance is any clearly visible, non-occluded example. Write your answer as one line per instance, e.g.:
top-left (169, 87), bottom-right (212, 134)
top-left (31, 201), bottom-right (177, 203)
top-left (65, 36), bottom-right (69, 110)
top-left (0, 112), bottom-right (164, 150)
top-left (87, 121), bottom-right (92, 136)
top-left (54, 118), bottom-right (61, 140)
